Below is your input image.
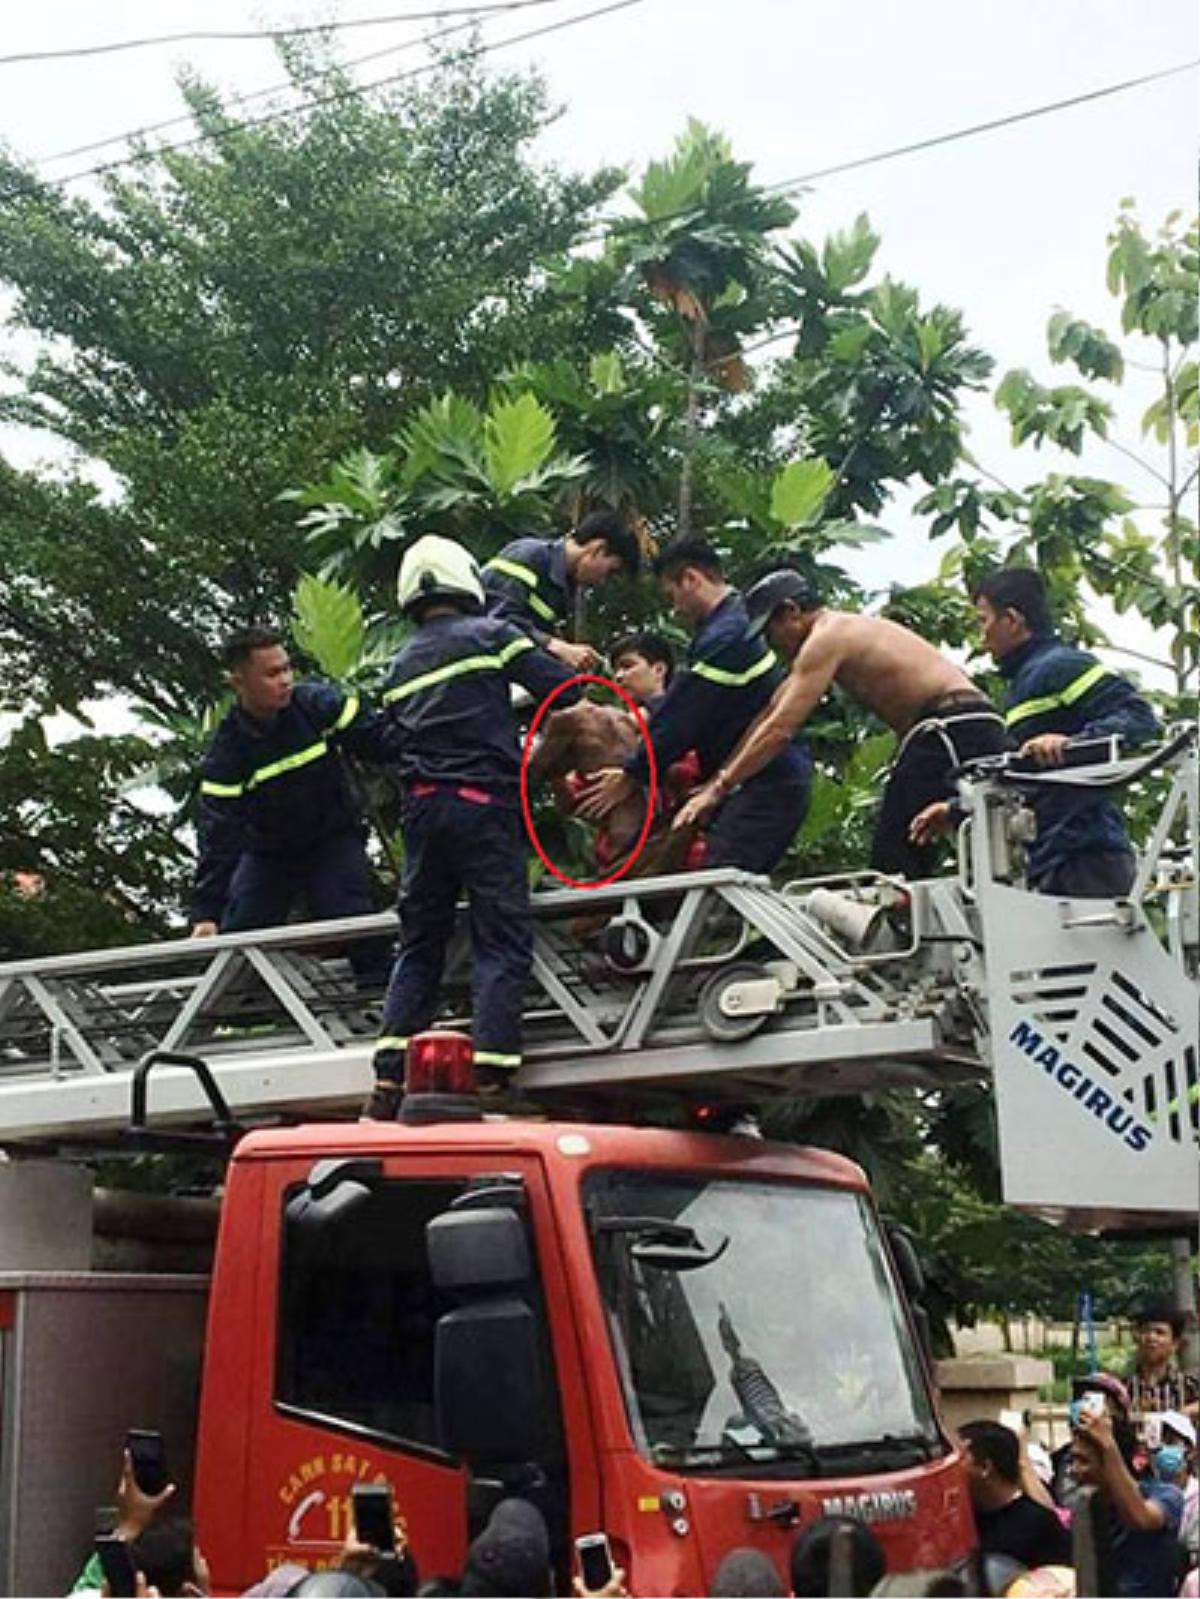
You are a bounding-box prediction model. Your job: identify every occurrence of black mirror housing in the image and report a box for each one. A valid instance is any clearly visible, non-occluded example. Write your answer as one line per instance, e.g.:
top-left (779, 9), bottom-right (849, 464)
top-left (435, 1296), bottom-right (541, 1461)
top-left (885, 1221), bottom-right (926, 1301)
top-left (427, 1207), bottom-right (530, 1293)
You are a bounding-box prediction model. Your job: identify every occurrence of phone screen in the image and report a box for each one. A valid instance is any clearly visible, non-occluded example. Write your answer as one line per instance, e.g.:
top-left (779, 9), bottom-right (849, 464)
top-left (125, 1430), bottom-right (169, 1496)
top-left (576, 1533), bottom-right (614, 1591)
top-left (351, 1484), bottom-right (395, 1552)
top-left (95, 1535), bottom-right (138, 1598)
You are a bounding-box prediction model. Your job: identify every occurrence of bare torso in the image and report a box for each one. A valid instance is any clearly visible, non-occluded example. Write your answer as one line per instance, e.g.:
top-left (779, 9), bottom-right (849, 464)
top-left (804, 610), bottom-right (974, 732)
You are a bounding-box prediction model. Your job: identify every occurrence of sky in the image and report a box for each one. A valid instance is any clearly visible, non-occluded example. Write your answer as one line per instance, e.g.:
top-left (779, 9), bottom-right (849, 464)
top-left (1, 0), bottom-right (1197, 712)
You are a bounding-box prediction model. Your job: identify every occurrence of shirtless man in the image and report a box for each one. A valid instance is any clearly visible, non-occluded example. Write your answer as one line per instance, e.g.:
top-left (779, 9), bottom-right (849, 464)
top-left (674, 568), bottom-right (1007, 878)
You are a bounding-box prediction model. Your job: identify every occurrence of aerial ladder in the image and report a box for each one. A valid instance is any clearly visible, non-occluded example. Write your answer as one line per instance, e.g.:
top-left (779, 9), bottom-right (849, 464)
top-left (0, 730), bottom-right (1195, 1227)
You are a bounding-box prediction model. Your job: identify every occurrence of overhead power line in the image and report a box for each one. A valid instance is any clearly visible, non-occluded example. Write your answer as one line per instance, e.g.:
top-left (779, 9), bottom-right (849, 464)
top-left (0, 0), bottom-right (567, 67)
top-left (35, 0), bottom-right (642, 189)
top-left (36, 3), bottom-right (568, 165)
top-left (760, 57), bottom-right (1200, 197)
top-left (573, 55), bottom-right (1200, 251)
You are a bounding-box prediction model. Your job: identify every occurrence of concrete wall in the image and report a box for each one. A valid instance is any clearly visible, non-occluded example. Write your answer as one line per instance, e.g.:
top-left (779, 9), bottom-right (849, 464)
top-left (935, 1354), bottom-right (1055, 1436)
top-left (0, 1161), bottom-right (93, 1271)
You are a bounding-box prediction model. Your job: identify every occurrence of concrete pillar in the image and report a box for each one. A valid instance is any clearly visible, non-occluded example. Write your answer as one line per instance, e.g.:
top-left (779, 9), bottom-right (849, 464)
top-left (0, 1160), bottom-right (94, 1271)
top-left (934, 1354), bottom-right (1054, 1436)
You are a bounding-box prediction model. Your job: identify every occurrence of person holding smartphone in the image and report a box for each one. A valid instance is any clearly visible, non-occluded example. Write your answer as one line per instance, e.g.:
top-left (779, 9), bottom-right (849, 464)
top-left (1071, 1407), bottom-right (1185, 1598)
top-left (71, 1443), bottom-right (177, 1594)
top-left (572, 1533), bottom-right (627, 1598)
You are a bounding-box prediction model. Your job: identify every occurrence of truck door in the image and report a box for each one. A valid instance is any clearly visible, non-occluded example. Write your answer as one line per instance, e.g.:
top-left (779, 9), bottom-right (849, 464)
top-left (229, 1152), bottom-right (584, 1593)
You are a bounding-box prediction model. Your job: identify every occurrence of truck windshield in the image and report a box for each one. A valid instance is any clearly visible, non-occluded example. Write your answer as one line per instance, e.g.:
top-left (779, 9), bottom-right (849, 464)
top-left (585, 1171), bottom-right (940, 1474)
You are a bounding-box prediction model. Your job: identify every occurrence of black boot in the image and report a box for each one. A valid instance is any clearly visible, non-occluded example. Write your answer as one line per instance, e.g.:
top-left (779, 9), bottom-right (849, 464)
top-left (360, 1077), bottom-right (405, 1122)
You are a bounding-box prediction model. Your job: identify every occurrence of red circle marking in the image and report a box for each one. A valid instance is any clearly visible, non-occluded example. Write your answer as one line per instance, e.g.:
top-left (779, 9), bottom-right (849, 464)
top-left (520, 673), bottom-right (658, 891)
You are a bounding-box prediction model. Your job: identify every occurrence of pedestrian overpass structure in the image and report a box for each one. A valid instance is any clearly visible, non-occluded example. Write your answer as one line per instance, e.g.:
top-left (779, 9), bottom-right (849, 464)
top-left (0, 732), bottom-right (1195, 1227)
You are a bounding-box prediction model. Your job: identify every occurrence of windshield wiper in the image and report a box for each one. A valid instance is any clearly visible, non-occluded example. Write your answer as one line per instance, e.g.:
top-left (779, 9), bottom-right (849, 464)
top-left (651, 1438), bottom-right (826, 1476)
top-left (812, 1433), bottom-right (938, 1467)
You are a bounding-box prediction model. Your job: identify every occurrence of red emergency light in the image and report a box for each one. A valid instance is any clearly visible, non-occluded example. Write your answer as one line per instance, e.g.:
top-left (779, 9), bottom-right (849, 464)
top-left (399, 1030), bottom-right (483, 1125)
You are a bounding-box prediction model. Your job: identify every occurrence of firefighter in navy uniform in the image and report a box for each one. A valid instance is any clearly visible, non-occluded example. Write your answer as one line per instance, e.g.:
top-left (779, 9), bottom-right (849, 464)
top-left (363, 536), bottom-right (581, 1121)
top-left (482, 509), bottom-right (641, 672)
top-left (972, 566), bottom-right (1159, 896)
top-left (190, 625), bottom-right (393, 982)
top-left (578, 537), bottom-right (812, 872)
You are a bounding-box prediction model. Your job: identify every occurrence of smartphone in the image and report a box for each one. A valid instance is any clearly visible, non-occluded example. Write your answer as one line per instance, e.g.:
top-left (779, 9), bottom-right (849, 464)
top-left (1143, 1415), bottom-right (1163, 1449)
top-left (1078, 1391), bottom-right (1107, 1420)
top-left (95, 1535), bottom-right (139, 1599)
top-left (351, 1483), bottom-right (395, 1553)
top-left (575, 1532), bottom-right (615, 1592)
top-left (125, 1429), bottom-right (169, 1496)
top-left (95, 1506), bottom-right (119, 1538)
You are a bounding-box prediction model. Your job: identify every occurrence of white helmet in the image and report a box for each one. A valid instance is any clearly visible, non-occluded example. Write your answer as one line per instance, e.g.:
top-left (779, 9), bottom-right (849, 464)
top-left (396, 535), bottom-right (485, 616)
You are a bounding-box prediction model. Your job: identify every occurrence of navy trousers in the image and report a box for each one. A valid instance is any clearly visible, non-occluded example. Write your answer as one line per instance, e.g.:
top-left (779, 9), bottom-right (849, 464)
top-left (374, 791), bottom-right (532, 1084)
top-left (706, 771), bottom-right (811, 875)
top-left (221, 830), bottom-right (390, 986)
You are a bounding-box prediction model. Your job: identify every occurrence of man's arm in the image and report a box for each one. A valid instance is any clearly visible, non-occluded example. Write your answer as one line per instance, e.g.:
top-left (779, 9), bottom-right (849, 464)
top-left (322, 685), bottom-right (395, 766)
top-left (1018, 653), bottom-right (1159, 765)
top-left (503, 627), bottom-right (584, 710)
top-left (1076, 671), bottom-right (1159, 746)
top-left (673, 632), bottom-right (839, 829)
top-left (716, 629), bottom-right (841, 790)
top-left (1078, 1413), bottom-right (1168, 1532)
top-left (190, 782), bottom-right (247, 933)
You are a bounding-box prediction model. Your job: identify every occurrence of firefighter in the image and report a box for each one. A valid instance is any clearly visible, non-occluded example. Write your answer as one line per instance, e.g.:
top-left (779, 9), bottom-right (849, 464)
top-left (190, 626), bottom-right (392, 983)
top-left (578, 537), bottom-right (811, 873)
top-left (363, 535), bottom-right (581, 1120)
top-left (914, 567), bottom-right (1159, 897)
top-left (674, 568), bottom-right (1009, 879)
top-left (482, 509), bottom-right (641, 671)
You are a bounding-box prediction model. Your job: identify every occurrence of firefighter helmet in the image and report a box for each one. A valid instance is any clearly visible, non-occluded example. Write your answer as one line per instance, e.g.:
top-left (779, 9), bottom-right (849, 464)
top-left (396, 535), bottom-right (485, 616)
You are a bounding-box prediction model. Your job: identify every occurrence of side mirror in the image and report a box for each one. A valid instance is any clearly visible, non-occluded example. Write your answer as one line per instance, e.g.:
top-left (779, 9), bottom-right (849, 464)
top-left (285, 1158), bottom-right (382, 1233)
top-left (884, 1221), bottom-right (934, 1368)
top-left (428, 1203), bottom-right (543, 1464)
top-left (427, 1208), bottom-right (530, 1293)
top-left (885, 1221), bottom-right (926, 1301)
top-left (435, 1296), bottom-right (541, 1462)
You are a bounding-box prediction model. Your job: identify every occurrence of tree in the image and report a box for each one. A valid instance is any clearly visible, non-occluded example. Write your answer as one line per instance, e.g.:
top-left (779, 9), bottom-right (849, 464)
top-left (0, 45), bottom-right (623, 949)
top-left (920, 206), bottom-right (1198, 712)
top-left (0, 46), bottom-right (622, 719)
top-left (609, 119), bottom-right (796, 536)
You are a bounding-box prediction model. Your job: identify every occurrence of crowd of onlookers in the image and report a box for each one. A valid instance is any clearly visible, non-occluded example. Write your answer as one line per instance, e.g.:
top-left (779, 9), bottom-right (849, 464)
top-left (71, 1303), bottom-right (1196, 1599)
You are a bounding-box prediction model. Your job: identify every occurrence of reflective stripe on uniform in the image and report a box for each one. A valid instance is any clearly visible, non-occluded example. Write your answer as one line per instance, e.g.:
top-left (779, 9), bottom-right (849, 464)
top-left (484, 557), bottom-right (559, 623)
top-left (1006, 663), bottom-right (1112, 727)
top-left (332, 692), bottom-right (360, 732)
top-left (691, 651), bottom-right (777, 688)
top-left (474, 1049), bottom-right (522, 1068)
top-left (203, 737), bottom-right (331, 796)
top-left (246, 739), bottom-right (330, 789)
top-left (201, 697), bottom-right (361, 798)
top-left (383, 637), bottom-right (535, 704)
top-left (375, 1035), bottom-right (409, 1053)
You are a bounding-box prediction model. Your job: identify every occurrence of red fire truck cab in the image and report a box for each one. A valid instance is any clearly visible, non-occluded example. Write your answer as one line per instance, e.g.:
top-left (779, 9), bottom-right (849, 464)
top-left (194, 1109), bottom-right (975, 1593)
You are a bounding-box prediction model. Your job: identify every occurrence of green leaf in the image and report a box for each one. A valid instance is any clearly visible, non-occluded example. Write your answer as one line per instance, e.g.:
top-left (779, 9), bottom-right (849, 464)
top-left (770, 458), bottom-right (834, 528)
top-left (821, 213), bottom-right (880, 294)
top-left (483, 392), bottom-right (557, 497)
top-left (916, 319), bottom-right (944, 371)
top-left (827, 321), bottom-right (873, 363)
top-left (589, 351), bottom-right (625, 394)
top-left (291, 573), bottom-right (366, 680)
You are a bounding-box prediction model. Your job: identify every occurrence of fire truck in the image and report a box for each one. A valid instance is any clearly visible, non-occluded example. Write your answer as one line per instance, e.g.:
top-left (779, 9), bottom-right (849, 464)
top-left (0, 734), bottom-right (1195, 1594)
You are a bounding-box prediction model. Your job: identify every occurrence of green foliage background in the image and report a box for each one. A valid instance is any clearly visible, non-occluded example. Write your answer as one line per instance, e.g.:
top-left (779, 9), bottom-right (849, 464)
top-left (0, 45), bottom-right (1193, 1315)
